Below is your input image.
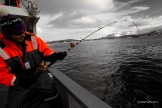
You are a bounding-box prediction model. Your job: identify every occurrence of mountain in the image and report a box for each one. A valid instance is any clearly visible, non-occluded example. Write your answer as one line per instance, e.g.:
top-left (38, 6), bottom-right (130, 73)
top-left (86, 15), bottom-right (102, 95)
top-left (100, 27), bottom-right (162, 40)
top-left (140, 28), bottom-right (162, 37)
top-left (46, 27), bottom-right (162, 43)
top-left (46, 39), bottom-right (77, 44)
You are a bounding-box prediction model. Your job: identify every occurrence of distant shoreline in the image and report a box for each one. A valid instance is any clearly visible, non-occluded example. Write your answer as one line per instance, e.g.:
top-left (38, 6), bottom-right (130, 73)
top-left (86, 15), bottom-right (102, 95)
top-left (46, 33), bottom-right (162, 44)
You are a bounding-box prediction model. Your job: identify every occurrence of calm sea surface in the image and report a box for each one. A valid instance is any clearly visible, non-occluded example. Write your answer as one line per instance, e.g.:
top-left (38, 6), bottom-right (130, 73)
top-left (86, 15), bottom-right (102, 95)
top-left (49, 36), bottom-right (162, 108)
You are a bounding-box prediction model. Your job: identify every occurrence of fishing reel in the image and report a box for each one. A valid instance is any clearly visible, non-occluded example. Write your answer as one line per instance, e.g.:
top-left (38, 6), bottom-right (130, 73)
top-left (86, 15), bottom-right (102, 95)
top-left (36, 61), bottom-right (48, 72)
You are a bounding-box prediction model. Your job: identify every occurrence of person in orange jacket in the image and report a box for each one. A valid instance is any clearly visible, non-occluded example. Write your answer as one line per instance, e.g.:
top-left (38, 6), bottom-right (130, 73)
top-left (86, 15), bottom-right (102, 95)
top-left (5, 0), bottom-right (20, 7)
top-left (0, 14), bottom-right (66, 108)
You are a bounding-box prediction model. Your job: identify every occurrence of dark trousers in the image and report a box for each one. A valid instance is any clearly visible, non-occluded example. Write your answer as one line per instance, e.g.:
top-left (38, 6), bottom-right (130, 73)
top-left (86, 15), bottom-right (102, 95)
top-left (6, 72), bottom-right (63, 108)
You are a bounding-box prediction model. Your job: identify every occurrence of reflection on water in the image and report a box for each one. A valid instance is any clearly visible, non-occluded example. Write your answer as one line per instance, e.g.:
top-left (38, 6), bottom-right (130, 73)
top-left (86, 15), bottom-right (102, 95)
top-left (106, 57), bottom-right (162, 108)
top-left (49, 36), bottom-right (162, 108)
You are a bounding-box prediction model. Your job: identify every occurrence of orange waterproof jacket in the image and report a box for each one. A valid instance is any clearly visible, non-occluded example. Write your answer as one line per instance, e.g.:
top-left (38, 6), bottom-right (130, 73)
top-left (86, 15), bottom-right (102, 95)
top-left (0, 32), bottom-right (56, 86)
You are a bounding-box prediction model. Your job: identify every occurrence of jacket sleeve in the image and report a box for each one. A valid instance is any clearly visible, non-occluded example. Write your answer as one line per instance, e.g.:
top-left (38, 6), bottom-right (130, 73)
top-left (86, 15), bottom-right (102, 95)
top-left (0, 56), bottom-right (15, 86)
top-left (34, 36), bottom-right (57, 57)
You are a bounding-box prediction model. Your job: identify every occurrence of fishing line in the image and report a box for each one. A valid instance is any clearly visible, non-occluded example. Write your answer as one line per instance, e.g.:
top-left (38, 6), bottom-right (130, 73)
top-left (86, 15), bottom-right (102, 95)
top-left (20, 0), bottom-right (39, 16)
top-left (48, 20), bottom-right (140, 67)
top-left (20, 0), bottom-right (30, 15)
top-left (66, 19), bottom-right (140, 52)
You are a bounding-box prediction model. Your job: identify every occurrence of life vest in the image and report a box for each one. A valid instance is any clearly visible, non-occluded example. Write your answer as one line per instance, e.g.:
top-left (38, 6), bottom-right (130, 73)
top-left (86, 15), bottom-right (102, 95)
top-left (0, 32), bottom-right (56, 86)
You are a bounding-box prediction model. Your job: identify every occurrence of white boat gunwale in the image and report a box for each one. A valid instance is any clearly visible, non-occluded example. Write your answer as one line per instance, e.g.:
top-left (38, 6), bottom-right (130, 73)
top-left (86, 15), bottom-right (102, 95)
top-left (49, 68), bottom-right (111, 108)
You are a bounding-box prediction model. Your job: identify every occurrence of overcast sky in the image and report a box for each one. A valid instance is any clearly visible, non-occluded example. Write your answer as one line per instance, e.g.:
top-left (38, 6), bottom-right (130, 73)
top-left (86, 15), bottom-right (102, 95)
top-left (33, 0), bottom-right (162, 41)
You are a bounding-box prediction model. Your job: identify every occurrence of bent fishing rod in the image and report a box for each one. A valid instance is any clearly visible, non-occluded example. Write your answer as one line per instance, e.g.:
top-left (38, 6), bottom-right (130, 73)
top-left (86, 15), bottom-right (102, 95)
top-left (48, 20), bottom-right (139, 67)
top-left (47, 21), bottom-right (116, 67)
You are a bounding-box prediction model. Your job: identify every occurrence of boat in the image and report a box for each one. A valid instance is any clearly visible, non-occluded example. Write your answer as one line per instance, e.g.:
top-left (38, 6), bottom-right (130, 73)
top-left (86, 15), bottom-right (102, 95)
top-left (0, 1), bottom-right (111, 108)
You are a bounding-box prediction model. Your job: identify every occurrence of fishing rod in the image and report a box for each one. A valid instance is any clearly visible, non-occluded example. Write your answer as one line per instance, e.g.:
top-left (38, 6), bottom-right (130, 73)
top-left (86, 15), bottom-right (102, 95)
top-left (47, 21), bottom-right (117, 67)
top-left (48, 20), bottom-right (139, 67)
top-left (66, 20), bottom-right (140, 53)
top-left (66, 21), bottom-right (118, 52)
top-left (117, 19), bottom-right (140, 35)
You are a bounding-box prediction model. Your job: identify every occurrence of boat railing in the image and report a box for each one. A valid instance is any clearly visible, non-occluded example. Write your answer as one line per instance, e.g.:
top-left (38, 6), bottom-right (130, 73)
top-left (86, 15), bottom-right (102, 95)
top-left (49, 68), bottom-right (112, 108)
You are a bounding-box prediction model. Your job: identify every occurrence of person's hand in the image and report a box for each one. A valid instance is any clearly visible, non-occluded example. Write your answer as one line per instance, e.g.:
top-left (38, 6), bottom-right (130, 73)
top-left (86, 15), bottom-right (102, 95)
top-left (44, 51), bottom-right (67, 62)
top-left (50, 52), bottom-right (67, 61)
top-left (55, 52), bottom-right (67, 60)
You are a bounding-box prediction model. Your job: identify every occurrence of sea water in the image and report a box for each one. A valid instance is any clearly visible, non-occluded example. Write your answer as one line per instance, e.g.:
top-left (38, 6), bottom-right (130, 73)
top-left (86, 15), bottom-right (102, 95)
top-left (49, 36), bottom-right (162, 108)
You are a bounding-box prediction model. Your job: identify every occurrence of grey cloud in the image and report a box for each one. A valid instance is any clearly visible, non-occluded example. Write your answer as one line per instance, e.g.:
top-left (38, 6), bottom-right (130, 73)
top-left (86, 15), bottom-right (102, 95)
top-left (34, 0), bottom-right (91, 15)
top-left (34, 0), bottom-right (101, 29)
top-left (47, 11), bottom-right (87, 28)
top-left (34, 0), bottom-right (148, 30)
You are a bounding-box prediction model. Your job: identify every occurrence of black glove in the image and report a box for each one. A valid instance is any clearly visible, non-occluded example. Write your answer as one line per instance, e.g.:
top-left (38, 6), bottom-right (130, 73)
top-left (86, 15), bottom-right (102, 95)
top-left (14, 74), bottom-right (36, 88)
top-left (45, 52), bottom-right (67, 62)
top-left (55, 52), bottom-right (67, 60)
